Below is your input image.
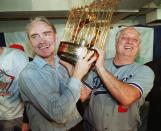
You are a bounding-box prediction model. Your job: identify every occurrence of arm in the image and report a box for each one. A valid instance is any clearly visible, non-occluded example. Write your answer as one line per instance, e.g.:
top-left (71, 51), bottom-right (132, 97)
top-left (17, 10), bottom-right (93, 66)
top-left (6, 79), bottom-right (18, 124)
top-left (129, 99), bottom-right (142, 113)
top-left (21, 123), bottom-right (30, 131)
top-left (97, 67), bottom-right (140, 106)
top-left (0, 83), bottom-right (8, 89)
top-left (21, 106), bottom-right (30, 131)
top-left (80, 84), bottom-right (92, 102)
top-left (19, 71), bottom-right (81, 123)
top-left (19, 51), bottom-right (96, 124)
top-left (95, 50), bottom-right (153, 106)
top-left (60, 51), bottom-right (96, 102)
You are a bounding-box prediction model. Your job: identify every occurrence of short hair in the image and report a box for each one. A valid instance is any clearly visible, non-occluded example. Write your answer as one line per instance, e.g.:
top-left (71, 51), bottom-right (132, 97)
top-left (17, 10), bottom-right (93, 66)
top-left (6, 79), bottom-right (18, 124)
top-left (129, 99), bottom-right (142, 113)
top-left (115, 27), bottom-right (140, 41)
top-left (26, 16), bottom-right (56, 37)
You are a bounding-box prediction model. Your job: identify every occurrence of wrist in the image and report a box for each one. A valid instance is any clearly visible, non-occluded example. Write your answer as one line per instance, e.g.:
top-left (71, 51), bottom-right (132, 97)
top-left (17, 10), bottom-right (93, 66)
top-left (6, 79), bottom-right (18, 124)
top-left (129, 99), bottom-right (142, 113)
top-left (72, 72), bottom-right (82, 80)
top-left (96, 66), bottom-right (106, 74)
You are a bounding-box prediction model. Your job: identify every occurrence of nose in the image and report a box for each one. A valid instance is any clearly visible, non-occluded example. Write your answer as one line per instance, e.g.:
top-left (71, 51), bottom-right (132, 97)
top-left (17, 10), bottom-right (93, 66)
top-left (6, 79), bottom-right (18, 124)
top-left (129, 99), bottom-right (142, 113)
top-left (128, 38), bottom-right (132, 43)
top-left (127, 37), bottom-right (134, 44)
top-left (38, 35), bottom-right (46, 42)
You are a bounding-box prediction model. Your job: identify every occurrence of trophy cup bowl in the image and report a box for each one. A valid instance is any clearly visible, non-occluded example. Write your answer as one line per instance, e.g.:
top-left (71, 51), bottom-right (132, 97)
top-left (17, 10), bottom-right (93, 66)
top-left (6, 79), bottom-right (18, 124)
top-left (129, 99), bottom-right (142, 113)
top-left (57, 41), bottom-right (99, 65)
top-left (57, 41), bottom-right (82, 65)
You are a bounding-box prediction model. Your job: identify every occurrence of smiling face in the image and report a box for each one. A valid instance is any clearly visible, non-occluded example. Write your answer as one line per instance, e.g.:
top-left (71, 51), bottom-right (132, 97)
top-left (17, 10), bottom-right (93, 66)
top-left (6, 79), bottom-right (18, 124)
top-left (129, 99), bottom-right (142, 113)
top-left (116, 27), bottom-right (140, 59)
top-left (28, 21), bottom-right (56, 58)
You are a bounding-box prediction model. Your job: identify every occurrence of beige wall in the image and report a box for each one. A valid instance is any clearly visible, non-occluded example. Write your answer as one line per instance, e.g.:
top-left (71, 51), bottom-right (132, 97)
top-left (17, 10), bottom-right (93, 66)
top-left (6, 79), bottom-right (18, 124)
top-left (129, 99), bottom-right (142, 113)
top-left (0, 0), bottom-right (68, 11)
top-left (0, 19), bottom-right (66, 32)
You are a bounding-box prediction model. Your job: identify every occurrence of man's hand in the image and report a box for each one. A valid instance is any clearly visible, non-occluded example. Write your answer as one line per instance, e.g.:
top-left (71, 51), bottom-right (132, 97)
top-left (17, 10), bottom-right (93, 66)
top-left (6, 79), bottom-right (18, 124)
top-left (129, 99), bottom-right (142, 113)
top-left (73, 50), bottom-right (97, 80)
top-left (21, 122), bottom-right (30, 131)
top-left (95, 49), bottom-right (105, 73)
top-left (0, 82), bottom-right (8, 89)
top-left (80, 84), bottom-right (92, 102)
top-left (59, 60), bottom-right (74, 76)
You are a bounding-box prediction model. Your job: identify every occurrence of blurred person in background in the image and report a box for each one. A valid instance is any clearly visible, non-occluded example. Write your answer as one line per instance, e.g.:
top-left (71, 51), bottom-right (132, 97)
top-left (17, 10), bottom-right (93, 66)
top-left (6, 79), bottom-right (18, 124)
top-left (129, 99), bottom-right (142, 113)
top-left (0, 44), bottom-right (28, 131)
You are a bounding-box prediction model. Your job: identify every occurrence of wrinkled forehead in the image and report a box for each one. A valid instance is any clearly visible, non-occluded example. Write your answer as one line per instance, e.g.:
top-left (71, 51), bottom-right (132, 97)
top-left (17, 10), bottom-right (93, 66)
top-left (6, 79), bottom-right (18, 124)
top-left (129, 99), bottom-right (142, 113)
top-left (28, 21), bottom-right (51, 31)
top-left (120, 28), bottom-right (140, 38)
top-left (27, 21), bottom-right (54, 38)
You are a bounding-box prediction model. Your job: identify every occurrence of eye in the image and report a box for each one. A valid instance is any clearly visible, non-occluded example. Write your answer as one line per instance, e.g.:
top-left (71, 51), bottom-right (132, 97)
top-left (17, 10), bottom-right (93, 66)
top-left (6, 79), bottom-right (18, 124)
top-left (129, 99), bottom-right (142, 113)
top-left (120, 36), bottom-right (128, 40)
top-left (132, 39), bottom-right (139, 43)
top-left (30, 34), bottom-right (40, 39)
top-left (44, 31), bottom-right (52, 37)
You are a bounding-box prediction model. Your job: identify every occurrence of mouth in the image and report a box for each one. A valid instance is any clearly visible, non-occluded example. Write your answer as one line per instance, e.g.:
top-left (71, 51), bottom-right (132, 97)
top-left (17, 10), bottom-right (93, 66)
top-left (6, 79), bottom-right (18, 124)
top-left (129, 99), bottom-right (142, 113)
top-left (38, 44), bottom-right (50, 50)
top-left (124, 46), bottom-right (133, 51)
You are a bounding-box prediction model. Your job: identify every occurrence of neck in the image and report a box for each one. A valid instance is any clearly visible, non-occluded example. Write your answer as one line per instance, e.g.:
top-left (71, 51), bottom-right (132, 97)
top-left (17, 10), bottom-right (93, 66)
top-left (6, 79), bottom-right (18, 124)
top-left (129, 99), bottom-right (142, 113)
top-left (44, 53), bottom-right (55, 67)
top-left (114, 54), bottom-right (135, 65)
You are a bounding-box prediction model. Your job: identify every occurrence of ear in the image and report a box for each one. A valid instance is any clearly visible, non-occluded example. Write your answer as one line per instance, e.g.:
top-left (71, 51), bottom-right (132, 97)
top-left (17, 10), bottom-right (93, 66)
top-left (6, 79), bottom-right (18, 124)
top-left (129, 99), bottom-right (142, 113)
top-left (54, 35), bottom-right (59, 45)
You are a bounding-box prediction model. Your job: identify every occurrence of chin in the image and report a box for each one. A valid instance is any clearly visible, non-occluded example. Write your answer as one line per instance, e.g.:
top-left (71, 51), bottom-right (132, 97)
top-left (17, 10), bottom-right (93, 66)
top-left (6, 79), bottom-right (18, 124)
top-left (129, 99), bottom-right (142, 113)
top-left (42, 52), bottom-right (54, 58)
top-left (40, 55), bottom-right (50, 58)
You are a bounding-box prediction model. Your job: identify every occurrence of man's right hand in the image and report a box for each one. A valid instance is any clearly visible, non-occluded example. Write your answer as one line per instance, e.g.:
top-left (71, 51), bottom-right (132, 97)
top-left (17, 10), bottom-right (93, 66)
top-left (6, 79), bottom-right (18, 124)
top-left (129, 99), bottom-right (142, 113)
top-left (0, 82), bottom-right (8, 89)
top-left (21, 123), bottom-right (30, 131)
top-left (72, 50), bottom-right (97, 80)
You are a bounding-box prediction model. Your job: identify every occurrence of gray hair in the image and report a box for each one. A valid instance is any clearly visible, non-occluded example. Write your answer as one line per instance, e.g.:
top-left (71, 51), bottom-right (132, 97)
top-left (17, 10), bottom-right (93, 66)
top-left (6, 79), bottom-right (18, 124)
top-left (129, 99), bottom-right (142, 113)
top-left (115, 27), bottom-right (140, 41)
top-left (26, 16), bottom-right (56, 37)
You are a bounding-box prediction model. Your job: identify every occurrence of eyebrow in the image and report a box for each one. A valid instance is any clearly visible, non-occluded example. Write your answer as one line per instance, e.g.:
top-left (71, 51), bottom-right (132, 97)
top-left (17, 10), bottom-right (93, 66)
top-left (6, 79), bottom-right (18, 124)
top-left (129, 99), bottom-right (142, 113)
top-left (30, 30), bottom-right (53, 37)
top-left (30, 33), bottom-right (39, 38)
top-left (43, 31), bottom-right (53, 34)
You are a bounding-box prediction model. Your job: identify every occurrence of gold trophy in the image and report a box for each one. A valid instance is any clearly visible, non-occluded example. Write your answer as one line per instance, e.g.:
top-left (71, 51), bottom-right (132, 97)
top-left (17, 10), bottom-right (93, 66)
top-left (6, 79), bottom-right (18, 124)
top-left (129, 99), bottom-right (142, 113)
top-left (57, 0), bottom-right (117, 65)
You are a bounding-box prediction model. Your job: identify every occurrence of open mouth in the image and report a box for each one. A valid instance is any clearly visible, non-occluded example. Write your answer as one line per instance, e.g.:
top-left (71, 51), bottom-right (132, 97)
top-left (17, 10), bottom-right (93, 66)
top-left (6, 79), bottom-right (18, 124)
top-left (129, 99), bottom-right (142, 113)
top-left (124, 46), bottom-right (132, 51)
top-left (39, 45), bottom-right (49, 50)
top-left (38, 44), bottom-right (50, 50)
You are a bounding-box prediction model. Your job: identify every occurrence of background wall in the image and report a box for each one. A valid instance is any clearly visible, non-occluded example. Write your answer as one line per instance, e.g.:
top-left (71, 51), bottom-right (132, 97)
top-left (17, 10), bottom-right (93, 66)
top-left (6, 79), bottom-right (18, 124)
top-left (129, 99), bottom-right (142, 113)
top-left (0, 18), bottom-right (154, 64)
